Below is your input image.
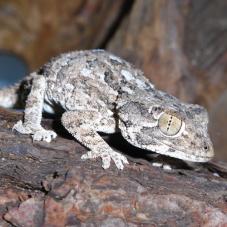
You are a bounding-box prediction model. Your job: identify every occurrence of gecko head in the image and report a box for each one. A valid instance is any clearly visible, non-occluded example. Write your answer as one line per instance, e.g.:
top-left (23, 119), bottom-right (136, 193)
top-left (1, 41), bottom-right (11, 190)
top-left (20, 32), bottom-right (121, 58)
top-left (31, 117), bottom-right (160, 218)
top-left (118, 93), bottom-right (214, 163)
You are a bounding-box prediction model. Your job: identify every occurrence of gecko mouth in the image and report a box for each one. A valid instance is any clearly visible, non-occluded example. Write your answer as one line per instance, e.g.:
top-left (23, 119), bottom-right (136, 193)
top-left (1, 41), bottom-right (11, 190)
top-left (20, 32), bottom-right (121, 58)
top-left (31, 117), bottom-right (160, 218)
top-left (157, 142), bottom-right (214, 163)
top-left (172, 152), bottom-right (213, 162)
top-left (122, 130), bottom-right (214, 163)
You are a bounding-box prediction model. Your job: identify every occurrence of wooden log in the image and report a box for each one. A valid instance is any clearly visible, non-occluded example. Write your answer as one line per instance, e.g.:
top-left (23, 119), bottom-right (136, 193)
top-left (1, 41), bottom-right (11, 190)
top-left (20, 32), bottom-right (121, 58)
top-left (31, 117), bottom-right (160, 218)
top-left (0, 108), bottom-right (226, 226)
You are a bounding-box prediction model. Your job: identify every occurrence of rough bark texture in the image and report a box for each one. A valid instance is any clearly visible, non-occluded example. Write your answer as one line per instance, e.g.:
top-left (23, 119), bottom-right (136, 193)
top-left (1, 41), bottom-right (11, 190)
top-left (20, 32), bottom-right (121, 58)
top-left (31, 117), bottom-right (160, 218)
top-left (0, 109), bottom-right (227, 226)
top-left (0, 0), bottom-right (227, 160)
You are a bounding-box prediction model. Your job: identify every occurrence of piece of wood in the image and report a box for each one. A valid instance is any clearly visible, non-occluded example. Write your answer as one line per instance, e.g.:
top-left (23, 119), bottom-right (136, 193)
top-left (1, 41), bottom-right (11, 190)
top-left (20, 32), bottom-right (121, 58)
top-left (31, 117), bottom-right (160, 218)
top-left (0, 108), bottom-right (226, 226)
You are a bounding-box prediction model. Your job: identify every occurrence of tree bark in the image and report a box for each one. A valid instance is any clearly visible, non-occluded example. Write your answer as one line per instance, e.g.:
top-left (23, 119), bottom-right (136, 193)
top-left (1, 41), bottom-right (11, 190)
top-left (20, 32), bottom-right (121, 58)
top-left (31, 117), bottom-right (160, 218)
top-left (0, 108), bottom-right (226, 226)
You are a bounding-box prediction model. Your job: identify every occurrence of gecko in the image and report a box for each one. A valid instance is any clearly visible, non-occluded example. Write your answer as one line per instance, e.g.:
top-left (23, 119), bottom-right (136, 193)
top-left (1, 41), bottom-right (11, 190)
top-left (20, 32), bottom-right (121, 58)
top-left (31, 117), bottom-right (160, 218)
top-left (0, 49), bottom-right (214, 169)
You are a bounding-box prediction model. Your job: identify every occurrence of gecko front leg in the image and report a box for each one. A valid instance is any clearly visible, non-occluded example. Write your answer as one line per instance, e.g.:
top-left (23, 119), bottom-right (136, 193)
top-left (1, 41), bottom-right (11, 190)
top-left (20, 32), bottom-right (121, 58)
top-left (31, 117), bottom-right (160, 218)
top-left (13, 74), bottom-right (57, 142)
top-left (61, 110), bottom-right (129, 169)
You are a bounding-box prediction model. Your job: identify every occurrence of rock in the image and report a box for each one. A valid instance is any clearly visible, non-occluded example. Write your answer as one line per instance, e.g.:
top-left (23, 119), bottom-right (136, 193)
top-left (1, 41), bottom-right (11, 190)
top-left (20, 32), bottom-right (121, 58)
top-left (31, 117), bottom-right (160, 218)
top-left (4, 198), bottom-right (44, 227)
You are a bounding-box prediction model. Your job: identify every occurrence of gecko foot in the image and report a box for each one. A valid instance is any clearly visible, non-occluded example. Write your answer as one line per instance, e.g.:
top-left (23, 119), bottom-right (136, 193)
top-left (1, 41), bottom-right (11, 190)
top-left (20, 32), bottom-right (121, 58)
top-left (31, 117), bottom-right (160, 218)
top-left (13, 120), bottom-right (57, 142)
top-left (32, 129), bottom-right (57, 143)
top-left (81, 150), bottom-right (129, 170)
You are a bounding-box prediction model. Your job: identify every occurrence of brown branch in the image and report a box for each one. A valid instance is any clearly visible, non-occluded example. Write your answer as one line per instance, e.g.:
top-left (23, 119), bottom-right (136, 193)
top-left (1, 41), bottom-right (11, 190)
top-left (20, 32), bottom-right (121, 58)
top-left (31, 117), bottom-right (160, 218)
top-left (0, 108), bottom-right (226, 226)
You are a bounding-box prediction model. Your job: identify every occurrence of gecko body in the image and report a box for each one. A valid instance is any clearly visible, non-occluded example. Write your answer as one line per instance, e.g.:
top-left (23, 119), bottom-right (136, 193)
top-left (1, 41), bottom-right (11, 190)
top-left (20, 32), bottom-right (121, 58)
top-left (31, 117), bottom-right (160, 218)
top-left (0, 50), bottom-right (214, 169)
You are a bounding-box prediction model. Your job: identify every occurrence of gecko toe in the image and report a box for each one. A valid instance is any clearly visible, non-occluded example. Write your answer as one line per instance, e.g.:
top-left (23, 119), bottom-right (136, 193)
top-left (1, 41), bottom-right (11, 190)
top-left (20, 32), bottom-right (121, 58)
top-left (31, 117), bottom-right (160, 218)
top-left (12, 120), bottom-right (32, 134)
top-left (108, 151), bottom-right (128, 170)
top-left (81, 150), bottom-right (127, 170)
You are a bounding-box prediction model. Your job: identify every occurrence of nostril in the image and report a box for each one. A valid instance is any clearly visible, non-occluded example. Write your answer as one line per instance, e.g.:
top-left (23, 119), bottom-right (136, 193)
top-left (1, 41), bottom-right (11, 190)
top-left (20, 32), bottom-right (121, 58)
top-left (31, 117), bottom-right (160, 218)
top-left (204, 145), bottom-right (208, 150)
top-left (203, 141), bottom-right (209, 150)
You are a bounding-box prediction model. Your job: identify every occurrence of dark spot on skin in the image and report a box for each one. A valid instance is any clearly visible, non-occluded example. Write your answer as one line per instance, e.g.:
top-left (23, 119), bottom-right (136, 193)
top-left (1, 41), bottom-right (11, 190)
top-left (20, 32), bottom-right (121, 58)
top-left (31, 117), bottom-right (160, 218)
top-left (104, 71), bottom-right (110, 77)
top-left (83, 131), bottom-right (96, 139)
top-left (86, 58), bottom-right (98, 68)
top-left (145, 87), bottom-right (154, 92)
top-left (37, 67), bottom-right (44, 75)
top-left (168, 148), bottom-right (175, 152)
top-left (195, 133), bottom-right (202, 139)
top-left (153, 92), bottom-right (165, 100)
top-left (111, 83), bottom-right (121, 91)
top-left (38, 64), bottom-right (52, 77)
top-left (104, 70), bottom-right (120, 90)
top-left (126, 84), bottom-right (137, 91)
top-left (57, 71), bottom-right (66, 81)
top-left (164, 93), bottom-right (174, 99)
top-left (192, 107), bottom-right (204, 115)
top-left (125, 120), bottom-right (133, 127)
top-left (186, 111), bottom-right (194, 119)
top-left (173, 103), bottom-right (181, 109)
top-left (121, 79), bottom-right (127, 85)
top-left (144, 82), bottom-right (151, 87)
top-left (104, 70), bottom-right (113, 83)
top-left (137, 104), bottom-right (150, 117)
top-left (110, 59), bottom-right (122, 65)
top-left (118, 89), bottom-right (123, 95)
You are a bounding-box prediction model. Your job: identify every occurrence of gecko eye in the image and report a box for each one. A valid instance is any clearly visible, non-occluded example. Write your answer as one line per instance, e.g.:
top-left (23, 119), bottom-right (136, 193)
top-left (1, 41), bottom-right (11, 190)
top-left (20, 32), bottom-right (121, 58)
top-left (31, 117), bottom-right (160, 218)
top-left (158, 112), bottom-right (182, 136)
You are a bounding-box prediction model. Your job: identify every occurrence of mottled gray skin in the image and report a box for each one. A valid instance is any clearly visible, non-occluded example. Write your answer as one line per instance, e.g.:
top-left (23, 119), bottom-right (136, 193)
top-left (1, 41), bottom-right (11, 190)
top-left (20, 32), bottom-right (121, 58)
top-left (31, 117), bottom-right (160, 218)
top-left (0, 49), bottom-right (214, 169)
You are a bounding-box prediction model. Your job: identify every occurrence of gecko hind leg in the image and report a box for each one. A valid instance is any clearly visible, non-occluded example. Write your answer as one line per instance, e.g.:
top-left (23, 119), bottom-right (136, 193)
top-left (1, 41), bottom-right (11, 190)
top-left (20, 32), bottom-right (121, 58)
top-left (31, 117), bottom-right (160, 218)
top-left (61, 110), bottom-right (129, 169)
top-left (13, 74), bottom-right (57, 142)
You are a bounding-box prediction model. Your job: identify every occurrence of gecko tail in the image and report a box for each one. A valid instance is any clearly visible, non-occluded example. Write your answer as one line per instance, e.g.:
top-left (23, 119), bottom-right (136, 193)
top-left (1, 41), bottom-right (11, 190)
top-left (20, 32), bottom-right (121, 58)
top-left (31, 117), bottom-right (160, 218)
top-left (0, 73), bottom-right (36, 109)
top-left (0, 84), bottom-right (20, 108)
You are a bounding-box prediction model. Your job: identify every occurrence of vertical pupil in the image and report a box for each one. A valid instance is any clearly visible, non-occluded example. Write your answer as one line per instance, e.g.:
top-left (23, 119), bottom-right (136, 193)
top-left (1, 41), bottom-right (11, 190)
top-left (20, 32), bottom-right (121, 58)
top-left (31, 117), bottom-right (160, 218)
top-left (167, 116), bottom-right (172, 131)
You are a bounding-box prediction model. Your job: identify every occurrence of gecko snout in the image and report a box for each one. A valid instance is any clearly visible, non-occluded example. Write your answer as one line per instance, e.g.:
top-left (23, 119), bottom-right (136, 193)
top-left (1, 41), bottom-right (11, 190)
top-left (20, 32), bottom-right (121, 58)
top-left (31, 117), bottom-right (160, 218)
top-left (202, 140), bottom-right (214, 159)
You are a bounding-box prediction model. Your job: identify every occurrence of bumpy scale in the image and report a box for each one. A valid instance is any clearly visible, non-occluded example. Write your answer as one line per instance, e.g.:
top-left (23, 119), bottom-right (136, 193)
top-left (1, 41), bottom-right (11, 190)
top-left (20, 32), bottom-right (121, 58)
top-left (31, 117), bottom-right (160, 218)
top-left (0, 50), bottom-right (214, 169)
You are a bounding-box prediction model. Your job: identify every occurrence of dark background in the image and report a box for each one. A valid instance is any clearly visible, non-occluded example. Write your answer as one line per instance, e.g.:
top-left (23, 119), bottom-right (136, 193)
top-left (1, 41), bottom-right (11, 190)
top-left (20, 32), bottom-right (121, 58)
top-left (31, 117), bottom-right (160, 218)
top-left (0, 0), bottom-right (226, 163)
